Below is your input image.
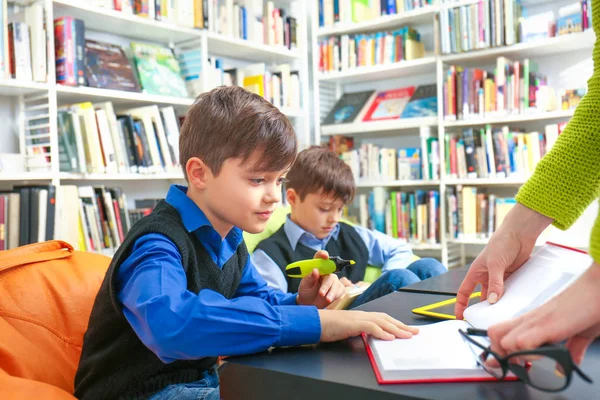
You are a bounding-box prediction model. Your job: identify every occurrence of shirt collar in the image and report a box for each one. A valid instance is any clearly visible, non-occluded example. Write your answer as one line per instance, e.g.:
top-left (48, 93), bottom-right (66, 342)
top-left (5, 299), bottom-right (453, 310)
top-left (165, 184), bottom-right (243, 247)
top-left (283, 214), bottom-right (340, 250)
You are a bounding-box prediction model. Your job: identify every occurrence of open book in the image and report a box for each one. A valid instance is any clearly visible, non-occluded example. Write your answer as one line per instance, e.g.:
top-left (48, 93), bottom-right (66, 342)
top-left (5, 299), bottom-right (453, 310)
top-left (364, 242), bottom-right (592, 384)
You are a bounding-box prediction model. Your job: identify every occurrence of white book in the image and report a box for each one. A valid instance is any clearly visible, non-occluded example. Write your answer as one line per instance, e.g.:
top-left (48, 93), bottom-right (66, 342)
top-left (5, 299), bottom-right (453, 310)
top-left (95, 109), bottom-right (118, 173)
top-left (367, 243), bottom-right (593, 383)
top-left (73, 103), bottom-right (104, 173)
top-left (127, 105), bottom-right (175, 172)
top-left (11, 3), bottom-right (46, 82)
top-left (37, 189), bottom-right (47, 243)
top-left (95, 102), bottom-right (129, 173)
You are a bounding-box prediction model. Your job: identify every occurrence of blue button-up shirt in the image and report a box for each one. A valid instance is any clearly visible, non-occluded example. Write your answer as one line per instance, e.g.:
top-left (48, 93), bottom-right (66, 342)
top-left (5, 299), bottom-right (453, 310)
top-left (116, 185), bottom-right (321, 363)
top-left (252, 216), bottom-right (414, 292)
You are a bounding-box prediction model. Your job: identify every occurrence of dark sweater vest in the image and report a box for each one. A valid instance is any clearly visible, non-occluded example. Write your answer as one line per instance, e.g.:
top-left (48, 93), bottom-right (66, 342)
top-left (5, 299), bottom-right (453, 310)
top-left (256, 222), bottom-right (368, 293)
top-left (74, 200), bottom-right (245, 400)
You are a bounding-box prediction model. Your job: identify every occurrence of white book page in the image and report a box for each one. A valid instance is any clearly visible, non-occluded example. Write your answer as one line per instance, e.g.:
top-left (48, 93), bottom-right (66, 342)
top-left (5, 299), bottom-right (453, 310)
top-left (369, 320), bottom-right (477, 372)
top-left (464, 244), bottom-right (593, 330)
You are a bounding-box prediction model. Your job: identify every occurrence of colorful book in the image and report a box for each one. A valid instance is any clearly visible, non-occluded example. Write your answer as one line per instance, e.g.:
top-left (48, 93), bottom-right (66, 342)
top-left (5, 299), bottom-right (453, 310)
top-left (85, 40), bottom-right (141, 92)
top-left (362, 87), bottom-right (415, 122)
top-left (322, 90), bottom-right (375, 125)
top-left (400, 84), bottom-right (437, 118)
top-left (130, 42), bottom-right (188, 97)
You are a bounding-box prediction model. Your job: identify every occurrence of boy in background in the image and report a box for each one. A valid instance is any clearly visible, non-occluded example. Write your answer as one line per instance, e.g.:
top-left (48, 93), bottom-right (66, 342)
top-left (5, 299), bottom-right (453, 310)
top-left (74, 87), bottom-right (417, 400)
top-left (253, 146), bottom-right (446, 308)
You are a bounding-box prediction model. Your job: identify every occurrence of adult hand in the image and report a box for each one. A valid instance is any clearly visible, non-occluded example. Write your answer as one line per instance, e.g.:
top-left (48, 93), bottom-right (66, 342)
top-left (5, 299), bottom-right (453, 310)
top-left (318, 310), bottom-right (419, 341)
top-left (297, 250), bottom-right (346, 308)
top-left (455, 204), bottom-right (552, 319)
top-left (487, 262), bottom-right (600, 365)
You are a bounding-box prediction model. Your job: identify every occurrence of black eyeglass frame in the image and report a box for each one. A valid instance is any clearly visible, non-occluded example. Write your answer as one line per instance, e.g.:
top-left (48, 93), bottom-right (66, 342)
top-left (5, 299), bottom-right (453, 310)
top-left (458, 328), bottom-right (593, 392)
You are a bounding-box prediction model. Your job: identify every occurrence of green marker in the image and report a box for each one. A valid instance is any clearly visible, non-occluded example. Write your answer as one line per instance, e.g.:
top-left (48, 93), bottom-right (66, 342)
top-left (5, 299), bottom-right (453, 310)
top-left (285, 256), bottom-right (355, 278)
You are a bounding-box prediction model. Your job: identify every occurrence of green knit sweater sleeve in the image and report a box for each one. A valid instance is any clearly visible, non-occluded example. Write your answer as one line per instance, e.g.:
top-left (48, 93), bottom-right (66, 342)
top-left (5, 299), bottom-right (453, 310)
top-left (516, 1), bottom-right (600, 263)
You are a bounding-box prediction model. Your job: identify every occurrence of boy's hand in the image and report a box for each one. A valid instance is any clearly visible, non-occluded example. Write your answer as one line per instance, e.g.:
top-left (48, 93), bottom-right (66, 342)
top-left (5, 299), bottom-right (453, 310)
top-left (297, 250), bottom-right (346, 308)
top-left (340, 277), bottom-right (354, 287)
top-left (318, 310), bottom-right (419, 342)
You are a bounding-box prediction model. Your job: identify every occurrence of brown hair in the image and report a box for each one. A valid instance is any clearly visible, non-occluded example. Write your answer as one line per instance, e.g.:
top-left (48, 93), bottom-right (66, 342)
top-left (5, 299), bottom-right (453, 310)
top-left (179, 86), bottom-right (297, 179)
top-left (286, 146), bottom-right (355, 203)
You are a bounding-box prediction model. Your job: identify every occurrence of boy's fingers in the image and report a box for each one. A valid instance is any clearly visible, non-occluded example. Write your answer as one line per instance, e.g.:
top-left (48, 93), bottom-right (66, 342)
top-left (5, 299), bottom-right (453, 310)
top-left (314, 250), bottom-right (329, 260)
top-left (319, 274), bottom-right (335, 297)
top-left (361, 321), bottom-right (395, 341)
top-left (383, 314), bottom-right (419, 334)
top-left (325, 280), bottom-right (346, 302)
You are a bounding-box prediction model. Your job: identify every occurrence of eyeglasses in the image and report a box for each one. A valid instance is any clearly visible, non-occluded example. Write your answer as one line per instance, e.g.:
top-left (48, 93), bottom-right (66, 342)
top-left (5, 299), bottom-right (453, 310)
top-left (459, 328), bottom-right (593, 392)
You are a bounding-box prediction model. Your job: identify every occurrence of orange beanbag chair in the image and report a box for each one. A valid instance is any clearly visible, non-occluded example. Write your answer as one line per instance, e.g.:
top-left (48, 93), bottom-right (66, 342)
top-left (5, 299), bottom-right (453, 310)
top-left (0, 241), bottom-right (110, 399)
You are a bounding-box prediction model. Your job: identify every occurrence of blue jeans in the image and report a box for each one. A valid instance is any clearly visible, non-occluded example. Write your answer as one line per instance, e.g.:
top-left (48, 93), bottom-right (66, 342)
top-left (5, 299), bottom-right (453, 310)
top-left (350, 258), bottom-right (446, 308)
top-left (149, 368), bottom-right (220, 400)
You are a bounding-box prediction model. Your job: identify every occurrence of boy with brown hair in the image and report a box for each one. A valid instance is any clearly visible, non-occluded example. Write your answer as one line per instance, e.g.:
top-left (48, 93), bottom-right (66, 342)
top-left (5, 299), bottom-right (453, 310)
top-left (253, 146), bottom-right (446, 308)
top-left (74, 87), bottom-right (417, 400)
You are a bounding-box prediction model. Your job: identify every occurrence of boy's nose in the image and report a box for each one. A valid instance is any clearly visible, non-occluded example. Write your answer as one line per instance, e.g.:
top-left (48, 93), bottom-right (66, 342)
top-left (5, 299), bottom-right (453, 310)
top-left (263, 185), bottom-right (281, 204)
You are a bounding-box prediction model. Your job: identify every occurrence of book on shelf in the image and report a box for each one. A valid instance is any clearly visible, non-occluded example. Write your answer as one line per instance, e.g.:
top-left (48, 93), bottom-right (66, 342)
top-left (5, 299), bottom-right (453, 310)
top-left (131, 42), bottom-right (188, 98)
top-left (56, 101), bottom-right (181, 175)
top-left (365, 242), bottom-right (592, 383)
top-left (443, 56), bottom-right (581, 121)
top-left (322, 90), bottom-right (375, 125)
top-left (362, 86), bottom-right (415, 122)
top-left (318, 26), bottom-right (425, 74)
top-left (318, 0), bottom-right (434, 27)
top-left (355, 187), bottom-right (440, 247)
top-left (85, 39), bottom-right (141, 92)
top-left (399, 84), bottom-right (437, 118)
top-left (438, 0), bottom-right (592, 56)
top-left (446, 186), bottom-right (516, 241)
top-left (338, 132), bottom-right (439, 182)
top-left (445, 122), bottom-right (562, 180)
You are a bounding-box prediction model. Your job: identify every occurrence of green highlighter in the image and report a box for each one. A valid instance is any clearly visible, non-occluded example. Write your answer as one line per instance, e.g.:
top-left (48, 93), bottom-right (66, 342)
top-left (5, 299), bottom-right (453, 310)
top-left (285, 256), bottom-right (355, 278)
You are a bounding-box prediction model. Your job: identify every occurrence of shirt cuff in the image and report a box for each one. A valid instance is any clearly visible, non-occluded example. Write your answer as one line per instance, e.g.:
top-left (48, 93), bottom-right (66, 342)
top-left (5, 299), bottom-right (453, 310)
top-left (279, 293), bottom-right (299, 306)
top-left (276, 305), bottom-right (321, 347)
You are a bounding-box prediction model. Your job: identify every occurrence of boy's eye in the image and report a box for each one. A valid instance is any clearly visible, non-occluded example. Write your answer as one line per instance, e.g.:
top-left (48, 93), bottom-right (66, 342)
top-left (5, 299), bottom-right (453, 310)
top-left (277, 177), bottom-right (288, 185)
top-left (250, 178), bottom-right (265, 184)
top-left (319, 207), bottom-right (330, 212)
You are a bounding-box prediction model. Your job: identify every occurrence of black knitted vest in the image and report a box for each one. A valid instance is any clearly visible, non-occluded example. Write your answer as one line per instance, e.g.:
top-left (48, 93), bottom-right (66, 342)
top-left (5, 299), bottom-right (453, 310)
top-left (75, 200), bottom-right (245, 400)
top-left (256, 222), bottom-right (368, 293)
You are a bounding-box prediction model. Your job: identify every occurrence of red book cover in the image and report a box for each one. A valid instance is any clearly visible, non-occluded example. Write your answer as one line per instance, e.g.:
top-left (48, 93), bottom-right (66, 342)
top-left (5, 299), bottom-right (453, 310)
top-left (362, 87), bottom-right (415, 122)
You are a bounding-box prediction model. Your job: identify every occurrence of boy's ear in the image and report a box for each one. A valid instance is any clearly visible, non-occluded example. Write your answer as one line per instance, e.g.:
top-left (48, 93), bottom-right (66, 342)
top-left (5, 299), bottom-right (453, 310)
top-left (286, 188), bottom-right (298, 206)
top-left (186, 157), bottom-right (212, 189)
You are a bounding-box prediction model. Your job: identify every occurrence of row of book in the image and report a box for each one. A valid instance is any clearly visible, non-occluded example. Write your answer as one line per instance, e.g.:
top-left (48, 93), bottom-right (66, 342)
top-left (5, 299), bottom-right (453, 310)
top-left (447, 186), bottom-right (515, 240)
top-left (339, 138), bottom-right (439, 183)
top-left (439, 0), bottom-right (592, 55)
top-left (443, 57), bottom-right (580, 121)
top-left (0, 2), bottom-right (47, 82)
top-left (356, 188), bottom-right (440, 245)
top-left (180, 55), bottom-right (301, 109)
top-left (318, 26), bottom-right (425, 74)
top-left (323, 85), bottom-right (437, 125)
top-left (85, 1), bottom-right (300, 50)
top-left (445, 123), bottom-right (565, 180)
top-left (0, 185), bottom-right (130, 254)
top-left (55, 17), bottom-right (190, 98)
top-left (318, 0), bottom-right (434, 28)
top-left (57, 102), bottom-right (181, 174)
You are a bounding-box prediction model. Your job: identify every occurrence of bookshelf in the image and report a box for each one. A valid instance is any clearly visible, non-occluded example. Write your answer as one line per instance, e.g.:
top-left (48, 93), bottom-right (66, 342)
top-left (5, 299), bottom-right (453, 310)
top-left (310, 0), bottom-right (596, 268)
top-left (0, 0), bottom-right (311, 255)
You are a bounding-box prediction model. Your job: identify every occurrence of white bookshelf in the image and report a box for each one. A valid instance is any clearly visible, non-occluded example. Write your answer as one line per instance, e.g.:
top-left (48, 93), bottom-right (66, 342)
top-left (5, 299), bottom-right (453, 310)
top-left (317, 56), bottom-right (437, 84)
top-left (321, 117), bottom-right (437, 136)
top-left (310, 0), bottom-right (595, 266)
top-left (52, 0), bottom-right (203, 44)
top-left (316, 5), bottom-right (439, 37)
top-left (443, 109), bottom-right (576, 127)
top-left (1, 1), bottom-right (311, 206)
top-left (0, 79), bottom-right (50, 96)
top-left (356, 180), bottom-right (440, 188)
top-left (55, 85), bottom-right (195, 108)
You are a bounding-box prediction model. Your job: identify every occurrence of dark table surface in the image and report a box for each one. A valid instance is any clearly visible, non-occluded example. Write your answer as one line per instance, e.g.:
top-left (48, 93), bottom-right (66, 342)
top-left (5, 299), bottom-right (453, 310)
top-left (221, 290), bottom-right (600, 399)
top-left (398, 265), bottom-right (481, 296)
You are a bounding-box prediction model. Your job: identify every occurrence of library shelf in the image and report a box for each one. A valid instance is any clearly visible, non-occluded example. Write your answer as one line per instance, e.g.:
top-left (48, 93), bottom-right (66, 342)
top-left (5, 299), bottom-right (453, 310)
top-left (321, 117), bottom-right (437, 136)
